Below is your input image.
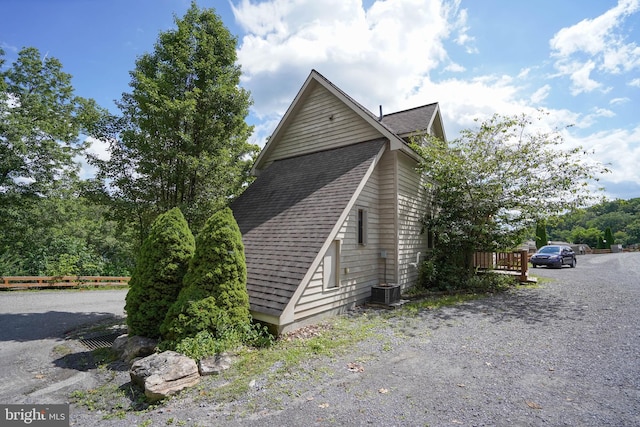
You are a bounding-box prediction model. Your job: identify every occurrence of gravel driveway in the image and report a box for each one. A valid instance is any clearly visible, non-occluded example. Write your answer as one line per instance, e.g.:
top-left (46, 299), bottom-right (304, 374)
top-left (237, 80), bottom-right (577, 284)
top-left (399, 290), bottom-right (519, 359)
top-left (222, 252), bottom-right (639, 427)
top-left (40, 253), bottom-right (640, 426)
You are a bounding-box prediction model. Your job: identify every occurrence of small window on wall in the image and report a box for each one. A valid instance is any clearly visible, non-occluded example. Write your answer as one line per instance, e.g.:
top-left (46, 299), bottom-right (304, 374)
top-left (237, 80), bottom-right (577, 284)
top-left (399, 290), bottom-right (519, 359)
top-left (357, 209), bottom-right (368, 245)
top-left (323, 240), bottom-right (340, 289)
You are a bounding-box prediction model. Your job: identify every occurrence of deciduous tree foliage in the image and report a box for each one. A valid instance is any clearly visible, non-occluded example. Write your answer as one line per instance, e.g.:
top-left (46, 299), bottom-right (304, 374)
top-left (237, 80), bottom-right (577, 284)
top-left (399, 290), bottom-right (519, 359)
top-left (0, 47), bottom-right (101, 198)
top-left (412, 112), bottom-right (609, 272)
top-left (92, 3), bottom-right (258, 237)
top-left (547, 198), bottom-right (640, 247)
top-left (0, 47), bottom-right (124, 276)
top-left (0, 183), bottom-right (135, 276)
top-left (161, 207), bottom-right (250, 344)
top-left (125, 207), bottom-right (195, 338)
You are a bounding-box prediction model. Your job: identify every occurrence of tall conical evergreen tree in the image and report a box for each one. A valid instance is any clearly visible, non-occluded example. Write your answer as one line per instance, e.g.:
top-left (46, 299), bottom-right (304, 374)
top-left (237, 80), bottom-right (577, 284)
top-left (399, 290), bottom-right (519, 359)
top-left (125, 207), bottom-right (195, 338)
top-left (604, 227), bottom-right (614, 247)
top-left (535, 221), bottom-right (548, 249)
top-left (161, 207), bottom-right (250, 343)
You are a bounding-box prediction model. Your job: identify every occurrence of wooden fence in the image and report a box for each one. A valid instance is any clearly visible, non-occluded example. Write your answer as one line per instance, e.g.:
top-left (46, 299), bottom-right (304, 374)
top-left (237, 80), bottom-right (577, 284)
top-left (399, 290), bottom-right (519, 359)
top-left (0, 276), bottom-right (130, 289)
top-left (473, 250), bottom-right (530, 282)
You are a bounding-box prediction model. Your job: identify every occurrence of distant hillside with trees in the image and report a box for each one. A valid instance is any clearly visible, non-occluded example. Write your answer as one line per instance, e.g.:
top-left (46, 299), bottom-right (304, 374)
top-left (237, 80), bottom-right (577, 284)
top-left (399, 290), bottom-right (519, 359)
top-left (546, 198), bottom-right (640, 248)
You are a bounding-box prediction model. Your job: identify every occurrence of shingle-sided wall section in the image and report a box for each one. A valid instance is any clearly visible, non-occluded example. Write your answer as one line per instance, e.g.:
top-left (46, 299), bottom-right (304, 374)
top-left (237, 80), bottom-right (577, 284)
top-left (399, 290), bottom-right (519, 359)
top-left (231, 138), bottom-right (386, 317)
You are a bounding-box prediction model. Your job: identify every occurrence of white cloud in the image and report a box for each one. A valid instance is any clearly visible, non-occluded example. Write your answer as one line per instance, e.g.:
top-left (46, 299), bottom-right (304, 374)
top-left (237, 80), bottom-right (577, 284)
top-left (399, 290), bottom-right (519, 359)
top-left (451, 5), bottom-right (477, 54)
top-left (0, 41), bottom-right (18, 53)
top-left (234, 0), bottom-right (460, 119)
top-left (567, 125), bottom-right (640, 185)
top-left (232, 0), bottom-right (639, 200)
top-left (85, 136), bottom-right (111, 162)
top-left (444, 62), bottom-right (465, 73)
top-left (609, 97), bottom-right (630, 105)
top-left (550, 0), bottom-right (640, 94)
top-left (531, 85), bottom-right (551, 104)
top-left (550, 0), bottom-right (639, 57)
top-left (77, 136), bottom-right (111, 180)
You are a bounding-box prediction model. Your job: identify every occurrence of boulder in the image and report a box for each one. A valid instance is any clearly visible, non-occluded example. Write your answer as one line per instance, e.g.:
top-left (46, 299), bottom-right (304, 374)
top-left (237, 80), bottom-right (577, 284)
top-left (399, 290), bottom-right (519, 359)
top-left (112, 334), bottom-right (158, 363)
top-left (130, 351), bottom-right (200, 402)
top-left (198, 352), bottom-right (235, 376)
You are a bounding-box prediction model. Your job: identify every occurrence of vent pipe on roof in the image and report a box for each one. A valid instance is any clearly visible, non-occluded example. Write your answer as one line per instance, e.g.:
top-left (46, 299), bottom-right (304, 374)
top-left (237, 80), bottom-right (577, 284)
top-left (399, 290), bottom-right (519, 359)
top-left (379, 105), bottom-right (383, 121)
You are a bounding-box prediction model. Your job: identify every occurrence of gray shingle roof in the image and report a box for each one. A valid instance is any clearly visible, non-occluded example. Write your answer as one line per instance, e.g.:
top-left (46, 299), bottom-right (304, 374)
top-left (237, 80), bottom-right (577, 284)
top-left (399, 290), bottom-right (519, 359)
top-left (231, 138), bottom-right (386, 317)
top-left (381, 103), bottom-right (438, 136)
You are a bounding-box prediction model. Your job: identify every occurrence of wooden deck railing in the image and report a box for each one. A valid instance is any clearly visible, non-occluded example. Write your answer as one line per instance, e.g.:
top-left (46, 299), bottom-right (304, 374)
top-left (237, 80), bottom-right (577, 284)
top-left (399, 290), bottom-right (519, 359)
top-left (0, 276), bottom-right (130, 289)
top-left (473, 250), bottom-right (529, 282)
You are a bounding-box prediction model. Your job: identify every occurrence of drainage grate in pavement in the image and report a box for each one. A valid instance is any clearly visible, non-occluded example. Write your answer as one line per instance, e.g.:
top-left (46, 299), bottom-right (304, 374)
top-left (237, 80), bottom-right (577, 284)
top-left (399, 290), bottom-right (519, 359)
top-left (78, 331), bottom-right (125, 350)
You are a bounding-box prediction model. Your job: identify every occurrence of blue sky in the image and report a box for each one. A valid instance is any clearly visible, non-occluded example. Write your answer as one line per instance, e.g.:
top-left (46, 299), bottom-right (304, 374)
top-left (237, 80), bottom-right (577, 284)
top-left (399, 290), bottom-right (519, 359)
top-left (2, 0), bottom-right (639, 200)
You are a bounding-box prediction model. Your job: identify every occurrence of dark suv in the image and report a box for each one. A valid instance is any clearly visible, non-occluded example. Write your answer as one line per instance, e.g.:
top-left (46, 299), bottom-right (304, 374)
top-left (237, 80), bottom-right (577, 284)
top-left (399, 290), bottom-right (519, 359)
top-left (530, 245), bottom-right (577, 268)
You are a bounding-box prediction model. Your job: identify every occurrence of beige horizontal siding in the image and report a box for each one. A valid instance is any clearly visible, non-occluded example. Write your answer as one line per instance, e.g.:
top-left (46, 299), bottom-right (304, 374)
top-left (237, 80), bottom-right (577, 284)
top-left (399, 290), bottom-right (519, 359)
top-left (396, 152), bottom-right (430, 288)
top-left (265, 84), bottom-right (382, 163)
top-left (377, 151), bottom-right (397, 284)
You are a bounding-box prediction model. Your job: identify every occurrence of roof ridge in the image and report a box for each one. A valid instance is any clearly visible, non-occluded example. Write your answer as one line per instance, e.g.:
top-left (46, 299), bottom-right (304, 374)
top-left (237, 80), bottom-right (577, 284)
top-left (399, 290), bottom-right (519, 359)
top-left (382, 102), bottom-right (439, 118)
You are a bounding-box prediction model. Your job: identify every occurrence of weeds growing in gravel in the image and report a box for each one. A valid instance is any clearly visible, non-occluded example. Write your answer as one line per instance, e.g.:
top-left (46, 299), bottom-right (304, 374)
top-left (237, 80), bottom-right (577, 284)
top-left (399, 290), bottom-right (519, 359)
top-left (70, 289), bottom-right (500, 417)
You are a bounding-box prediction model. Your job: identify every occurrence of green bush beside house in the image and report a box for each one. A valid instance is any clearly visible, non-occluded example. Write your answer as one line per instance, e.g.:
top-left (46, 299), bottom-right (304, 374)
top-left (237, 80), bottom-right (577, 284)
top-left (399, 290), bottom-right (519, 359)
top-left (160, 207), bottom-right (263, 358)
top-left (124, 207), bottom-right (195, 338)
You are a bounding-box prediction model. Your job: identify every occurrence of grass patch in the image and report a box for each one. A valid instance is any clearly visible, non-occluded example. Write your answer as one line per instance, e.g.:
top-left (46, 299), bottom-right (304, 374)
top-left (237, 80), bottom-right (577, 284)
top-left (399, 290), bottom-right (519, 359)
top-left (403, 293), bottom-right (484, 312)
top-left (70, 380), bottom-right (146, 416)
top-left (531, 275), bottom-right (552, 284)
top-left (205, 316), bottom-right (379, 403)
top-left (52, 344), bottom-right (74, 357)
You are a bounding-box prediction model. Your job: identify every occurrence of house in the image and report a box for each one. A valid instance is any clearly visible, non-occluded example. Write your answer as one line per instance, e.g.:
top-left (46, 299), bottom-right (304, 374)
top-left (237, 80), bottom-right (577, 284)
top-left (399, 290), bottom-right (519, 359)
top-left (230, 70), bottom-right (446, 334)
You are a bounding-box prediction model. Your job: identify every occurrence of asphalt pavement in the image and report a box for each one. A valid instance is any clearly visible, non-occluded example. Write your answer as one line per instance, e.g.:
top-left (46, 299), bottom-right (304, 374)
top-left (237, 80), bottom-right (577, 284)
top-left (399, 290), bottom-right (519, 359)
top-left (0, 289), bottom-right (127, 404)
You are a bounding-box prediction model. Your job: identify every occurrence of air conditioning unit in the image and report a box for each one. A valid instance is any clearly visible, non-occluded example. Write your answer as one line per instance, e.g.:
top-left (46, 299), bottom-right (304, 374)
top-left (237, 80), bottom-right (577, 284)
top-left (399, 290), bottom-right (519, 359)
top-left (370, 284), bottom-right (401, 305)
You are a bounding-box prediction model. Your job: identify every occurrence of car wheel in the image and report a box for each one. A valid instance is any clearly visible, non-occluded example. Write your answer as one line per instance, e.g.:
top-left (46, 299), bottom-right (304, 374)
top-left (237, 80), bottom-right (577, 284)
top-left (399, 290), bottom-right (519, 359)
top-left (570, 258), bottom-right (576, 268)
top-left (532, 264), bottom-right (537, 268)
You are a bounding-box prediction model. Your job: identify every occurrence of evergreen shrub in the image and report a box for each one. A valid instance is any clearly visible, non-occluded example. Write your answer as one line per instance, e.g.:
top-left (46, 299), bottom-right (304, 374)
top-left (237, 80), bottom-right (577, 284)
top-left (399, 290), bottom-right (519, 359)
top-left (161, 207), bottom-right (256, 355)
top-left (125, 207), bottom-right (195, 338)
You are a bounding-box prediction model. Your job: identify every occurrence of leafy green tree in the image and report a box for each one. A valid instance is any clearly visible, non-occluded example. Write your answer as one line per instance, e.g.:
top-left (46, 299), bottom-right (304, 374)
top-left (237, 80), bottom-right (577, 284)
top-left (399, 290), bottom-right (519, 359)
top-left (0, 47), bottom-right (102, 198)
top-left (535, 221), bottom-right (548, 249)
top-left (604, 227), bottom-right (615, 246)
top-left (0, 181), bottom-right (135, 276)
top-left (597, 236), bottom-right (605, 250)
top-left (161, 207), bottom-right (250, 347)
top-left (614, 231), bottom-right (628, 246)
top-left (412, 112), bottom-right (608, 276)
top-left (0, 47), bottom-right (114, 276)
top-left (91, 3), bottom-right (258, 237)
top-left (125, 208), bottom-right (195, 338)
top-left (587, 211), bottom-right (633, 235)
top-left (570, 226), bottom-right (602, 248)
top-left (625, 219), bottom-right (640, 246)
top-left (546, 198), bottom-right (640, 247)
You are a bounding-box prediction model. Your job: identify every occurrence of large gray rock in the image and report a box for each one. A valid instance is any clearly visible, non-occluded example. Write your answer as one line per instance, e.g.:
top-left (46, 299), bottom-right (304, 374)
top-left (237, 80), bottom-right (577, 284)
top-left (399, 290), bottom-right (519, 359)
top-left (198, 352), bottom-right (235, 376)
top-left (112, 334), bottom-right (158, 363)
top-left (130, 351), bottom-right (200, 402)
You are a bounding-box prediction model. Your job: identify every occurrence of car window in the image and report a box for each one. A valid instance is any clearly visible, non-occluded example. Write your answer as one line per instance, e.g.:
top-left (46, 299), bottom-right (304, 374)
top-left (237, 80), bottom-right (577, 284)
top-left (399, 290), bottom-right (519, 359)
top-left (539, 246), bottom-right (560, 254)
